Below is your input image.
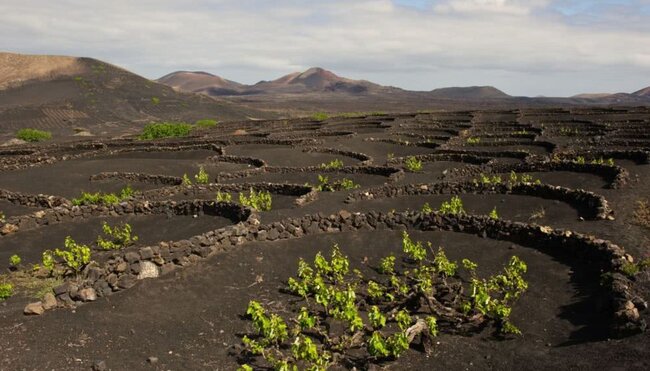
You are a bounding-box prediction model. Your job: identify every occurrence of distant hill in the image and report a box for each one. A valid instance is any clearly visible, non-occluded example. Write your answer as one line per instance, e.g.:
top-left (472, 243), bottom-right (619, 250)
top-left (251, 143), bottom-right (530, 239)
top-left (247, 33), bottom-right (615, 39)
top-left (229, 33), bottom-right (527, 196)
top-left (248, 67), bottom-right (389, 95)
top-left (0, 52), bottom-right (269, 138)
top-left (158, 67), bottom-right (516, 100)
top-left (571, 93), bottom-right (614, 99)
top-left (429, 86), bottom-right (510, 99)
top-left (158, 67), bottom-right (393, 96)
top-left (157, 71), bottom-right (245, 96)
top-left (632, 86), bottom-right (650, 97)
top-left (568, 87), bottom-right (650, 104)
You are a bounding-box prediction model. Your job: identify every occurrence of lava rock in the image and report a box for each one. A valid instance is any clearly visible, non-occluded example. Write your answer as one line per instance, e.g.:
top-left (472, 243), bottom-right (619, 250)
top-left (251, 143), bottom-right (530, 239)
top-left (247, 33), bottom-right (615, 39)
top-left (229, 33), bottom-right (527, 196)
top-left (42, 293), bottom-right (58, 310)
top-left (24, 302), bottom-right (45, 315)
top-left (78, 288), bottom-right (97, 302)
top-left (137, 261), bottom-right (160, 280)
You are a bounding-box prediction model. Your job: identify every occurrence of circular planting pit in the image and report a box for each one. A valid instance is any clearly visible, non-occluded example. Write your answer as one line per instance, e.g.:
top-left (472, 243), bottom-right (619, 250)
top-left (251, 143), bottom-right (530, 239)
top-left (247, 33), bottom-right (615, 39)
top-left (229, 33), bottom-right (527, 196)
top-left (320, 137), bottom-right (433, 161)
top-left (0, 213), bottom-right (235, 269)
top-left (223, 171), bottom-right (389, 189)
top-left (224, 144), bottom-right (363, 167)
top-left (347, 194), bottom-right (580, 223)
top-left (461, 144), bottom-right (551, 156)
top-left (0, 229), bottom-right (619, 369)
top-left (524, 171), bottom-right (609, 190)
top-left (0, 149), bottom-right (249, 198)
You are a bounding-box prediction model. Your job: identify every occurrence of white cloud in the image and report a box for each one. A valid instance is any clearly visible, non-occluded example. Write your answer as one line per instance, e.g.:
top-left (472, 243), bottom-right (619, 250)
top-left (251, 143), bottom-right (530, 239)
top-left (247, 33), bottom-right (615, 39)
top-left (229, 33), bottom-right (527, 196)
top-left (434, 0), bottom-right (551, 15)
top-left (0, 0), bottom-right (648, 96)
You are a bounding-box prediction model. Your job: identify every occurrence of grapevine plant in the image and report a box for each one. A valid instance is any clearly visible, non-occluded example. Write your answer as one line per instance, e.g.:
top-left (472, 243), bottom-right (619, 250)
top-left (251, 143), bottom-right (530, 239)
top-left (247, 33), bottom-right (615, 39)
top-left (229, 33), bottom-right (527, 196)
top-left (97, 222), bottom-right (138, 250)
top-left (238, 232), bottom-right (528, 370)
top-left (404, 156), bottom-right (423, 172)
top-left (42, 237), bottom-right (92, 276)
top-left (71, 186), bottom-right (136, 206)
top-left (313, 175), bottom-right (360, 192)
top-left (239, 189), bottom-right (273, 211)
top-left (216, 191), bottom-right (233, 203)
top-left (320, 159), bottom-right (344, 170)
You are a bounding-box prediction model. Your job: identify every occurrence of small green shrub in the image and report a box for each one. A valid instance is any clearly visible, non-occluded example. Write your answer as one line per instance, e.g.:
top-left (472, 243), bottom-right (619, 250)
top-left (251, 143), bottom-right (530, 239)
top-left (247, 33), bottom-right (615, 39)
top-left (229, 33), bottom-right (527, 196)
top-left (421, 202), bottom-right (433, 214)
top-left (139, 122), bottom-right (193, 140)
top-left (402, 230), bottom-right (427, 262)
top-left (506, 171), bottom-right (539, 186)
top-left (0, 282), bottom-right (13, 301)
top-left (404, 156), bottom-right (423, 172)
top-left (119, 185), bottom-right (136, 199)
top-left (42, 250), bottom-right (55, 272)
top-left (559, 127), bottom-right (579, 136)
top-left (97, 222), bottom-right (138, 250)
top-left (71, 186), bottom-right (135, 206)
top-left (9, 254), bottom-right (21, 267)
top-left (476, 173), bottom-right (503, 185)
top-left (466, 137), bottom-right (481, 144)
top-left (239, 189), bottom-right (272, 211)
top-left (320, 159), bottom-right (344, 170)
top-left (311, 112), bottom-right (330, 121)
top-left (489, 207), bottom-right (499, 219)
top-left (591, 157), bottom-right (615, 166)
top-left (439, 196), bottom-right (465, 215)
top-left (216, 191), bottom-right (233, 202)
top-left (54, 237), bottom-right (91, 274)
top-left (313, 175), bottom-right (360, 192)
top-left (194, 119), bottom-right (218, 128)
top-left (194, 166), bottom-right (210, 184)
top-left (0, 211), bottom-right (5, 223)
top-left (621, 262), bottom-right (640, 277)
top-left (633, 199), bottom-right (650, 229)
top-left (151, 97), bottom-right (160, 105)
top-left (337, 178), bottom-right (360, 190)
top-left (182, 173), bottom-right (192, 186)
top-left (16, 128), bottom-right (52, 142)
top-left (574, 156), bottom-right (586, 165)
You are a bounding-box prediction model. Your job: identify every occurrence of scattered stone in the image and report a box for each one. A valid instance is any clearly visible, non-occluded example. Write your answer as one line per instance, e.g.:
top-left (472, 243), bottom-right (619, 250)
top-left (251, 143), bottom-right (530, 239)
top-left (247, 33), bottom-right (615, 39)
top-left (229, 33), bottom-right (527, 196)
top-left (1, 138), bottom-right (27, 146)
top-left (124, 251), bottom-right (140, 263)
top-left (139, 246), bottom-right (154, 260)
top-left (147, 357), bottom-right (159, 364)
top-left (42, 293), bottom-right (58, 310)
top-left (117, 275), bottom-right (137, 289)
top-left (0, 223), bottom-right (18, 235)
top-left (24, 302), bottom-right (45, 315)
top-left (73, 130), bottom-right (93, 137)
top-left (92, 360), bottom-right (108, 371)
top-left (78, 288), bottom-right (97, 302)
top-left (115, 261), bottom-right (128, 273)
top-left (339, 210), bottom-right (352, 220)
top-left (137, 261), bottom-right (160, 280)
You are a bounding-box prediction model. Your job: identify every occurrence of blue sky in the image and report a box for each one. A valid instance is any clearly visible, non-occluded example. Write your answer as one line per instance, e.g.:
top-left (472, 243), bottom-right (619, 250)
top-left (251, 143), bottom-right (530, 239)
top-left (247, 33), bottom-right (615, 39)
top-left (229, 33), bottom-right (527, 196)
top-left (1, 0), bottom-right (649, 96)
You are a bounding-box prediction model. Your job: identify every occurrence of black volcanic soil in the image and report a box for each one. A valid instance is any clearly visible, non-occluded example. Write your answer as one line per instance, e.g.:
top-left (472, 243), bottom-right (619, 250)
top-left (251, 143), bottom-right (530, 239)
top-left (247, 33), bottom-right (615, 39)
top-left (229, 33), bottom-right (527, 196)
top-left (0, 214), bottom-right (233, 269)
top-left (0, 107), bottom-right (649, 370)
top-left (0, 149), bottom-right (251, 198)
top-left (224, 144), bottom-right (362, 167)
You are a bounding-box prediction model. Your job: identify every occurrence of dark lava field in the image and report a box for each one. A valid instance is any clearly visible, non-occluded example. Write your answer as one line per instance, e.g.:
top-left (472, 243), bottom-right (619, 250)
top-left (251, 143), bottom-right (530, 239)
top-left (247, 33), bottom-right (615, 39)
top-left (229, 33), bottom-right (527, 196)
top-left (0, 108), bottom-right (649, 370)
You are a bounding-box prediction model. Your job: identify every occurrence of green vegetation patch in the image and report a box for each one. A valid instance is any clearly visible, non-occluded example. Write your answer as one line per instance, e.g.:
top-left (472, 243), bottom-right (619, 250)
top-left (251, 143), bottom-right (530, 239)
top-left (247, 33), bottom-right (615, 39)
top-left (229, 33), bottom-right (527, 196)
top-left (16, 128), bottom-right (52, 142)
top-left (139, 122), bottom-right (193, 140)
top-left (237, 232), bottom-right (528, 369)
top-left (71, 186), bottom-right (135, 206)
